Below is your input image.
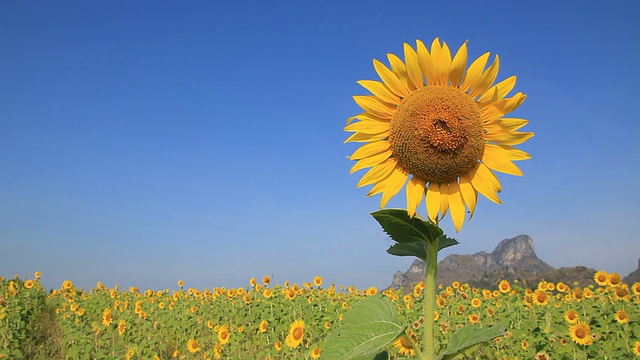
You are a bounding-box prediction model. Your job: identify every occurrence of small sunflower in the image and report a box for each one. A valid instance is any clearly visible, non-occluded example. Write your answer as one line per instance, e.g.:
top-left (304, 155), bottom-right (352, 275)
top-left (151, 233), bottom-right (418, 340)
top-left (285, 319), bottom-right (305, 349)
top-left (187, 339), bottom-right (200, 354)
top-left (498, 280), bottom-right (511, 293)
top-left (532, 289), bottom-right (549, 306)
top-left (569, 321), bottom-right (592, 346)
top-left (471, 298), bottom-right (482, 308)
top-left (615, 309), bottom-right (630, 324)
top-left (634, 340), bottom-right (640, 357)
top-left (217, 325), bottom-right (230, 345)
top-left (564, 309), bottom-right (579, 324)
top-left (345, 38), bottom-right (533, 231)
top-left (468, 313), bottom-right (480, 324)
top-left (117, 319), bottom-right (126, 336)
top-left (609, 273), bottom-right (622, 286)
top-left (313, 276), bottom-right (323, 287)
top-left (213, 342), bottom-right (222, 359)
top-left (594, 270), bottom-right (609, 286)
top-left (258, 320), bottom-right (268, 333)
top-left (310, 345), bottom-right (322, 359)
top-left (102, 308), bottom-right (113, 327)
top-left (393, 335), bottom-right (416, 356)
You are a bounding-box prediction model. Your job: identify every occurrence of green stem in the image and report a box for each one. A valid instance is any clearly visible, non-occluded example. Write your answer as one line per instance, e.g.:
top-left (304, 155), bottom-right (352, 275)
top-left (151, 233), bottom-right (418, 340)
top-left (423, 237), bottom-right (439, 360)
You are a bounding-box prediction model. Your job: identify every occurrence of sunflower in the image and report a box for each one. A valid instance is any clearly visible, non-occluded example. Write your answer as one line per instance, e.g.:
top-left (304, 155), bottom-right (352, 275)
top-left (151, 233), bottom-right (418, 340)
top-left (313, 276), bottom-right (323, 287)
top-left (213, 342), bottom-right (222, 359)
top-left (258, 320), bottom-right (268, 333)
top-left (102, 308), bottom-right (113, 327)
top-left (564, 309), bottom-right (579, 324)
top-left (593, 270), bottom-right (609, 286)
top-left (569, 321), bottom-right (592, 346)
top-left (497, 280), bottom-right (511, 293)
top-left (634, 341), bottom-right (640, 357)
top-left (532, 289), bottom-right (549, 306)
top-left (263, 288), bottom-right (273, 298)
top-left (217, 325), bottom-right (230, 345)
top-left (274, 341), bottom-right (283, 351)
top-left (468, 313), bottom-right (480, 324)
top-left (345, 38), bottom-right (533, 231)
top-left (471, 298), bottom-right (482, 308)
top-left (615, 309), bottom-right (630, 324)
top-left (34, 271), bottom-right (41, 279)
top-left (125, 348), bottom-right (135, 360)
top-left (187, 339), bottom-right (200, 354)
top-left (118, 319), bottom-right (126, 335)
top-left (310, 345), bottom-right (322, 359)
top-left (285, 319), bottom-right (305, 348)
top-left (609, 273), bottom-right (622, 286)
top-left (393, 335), bottom-right (416, 356)
top-left (262, 275), bottom-right (271, 285)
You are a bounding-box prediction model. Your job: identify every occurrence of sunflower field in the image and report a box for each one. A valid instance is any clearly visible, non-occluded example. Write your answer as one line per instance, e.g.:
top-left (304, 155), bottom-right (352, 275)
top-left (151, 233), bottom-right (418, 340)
top-left (1, 271), bottom-right (639, 359)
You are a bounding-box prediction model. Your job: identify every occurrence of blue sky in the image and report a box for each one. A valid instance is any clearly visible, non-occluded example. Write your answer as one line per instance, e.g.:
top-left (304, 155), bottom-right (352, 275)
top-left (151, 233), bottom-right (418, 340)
top-left (1, 1), bottom-right (639, 292)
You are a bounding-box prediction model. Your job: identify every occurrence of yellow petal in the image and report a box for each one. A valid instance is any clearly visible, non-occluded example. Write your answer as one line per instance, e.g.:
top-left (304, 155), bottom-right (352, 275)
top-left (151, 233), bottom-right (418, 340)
top-left (349, 140), bottom-right (390, 160)
top-left (480, 104), bottom-right (505, 124)
top-left (347, 112), bottom-right (391, 125)
top-left (349, 150), bottom-right (391, 173)
top-left (439, 183), bottom-right (449, 220)
top-left (353, 96), bottom-right (395, 119)
top-left (344, 131), bottom-right (389, 144)
top-left (405, 176), bottom-right (426, 217)
top-left (358, 158), bottom-right (397, 188)
top-left (460, 52), bottom-right (490, 93)
top-left (416, 39), bottom-right (436, 86)
top-left (431, 38), bottom-right (452, 86)
top-left (448, 41), bottom-right (468, 87)
top-left (446, 181), bottom-right (466, 232)
top-left (387, 53), bottom-right (411, 90)
top-left (357, 80), bottom-right (400, 105)
top-left (380, 167), bottom-right (409, 208)
top-left (495, 92), bottom-right (526, 114)
top-left (403, 43), bottom-right (423, 90)
top-left (425, 182), bottom-right (441, 223)
top-left (344, 120), bottom-right (390, 134)
top-left (373, 59), bottom-right (410, 97)
top-left (477, 76), bottom-right (516, 107)
top-left (469, 163), bottom-right (502, 204)
top-left (485, 130), bottom-right (534, 146)
top-left (469, 55), bottom-right (500, 99)
top-left (498, 117), bottom-right (529, 131)
top-left (482, 144), bottom-right (524, 176)
top-left (458, 174), bottom-right (477, 217)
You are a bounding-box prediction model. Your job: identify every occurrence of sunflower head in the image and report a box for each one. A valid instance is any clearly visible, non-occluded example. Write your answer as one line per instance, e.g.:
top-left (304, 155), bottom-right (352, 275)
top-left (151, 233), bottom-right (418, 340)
top-left (345, 38), bottom-right (533, 231)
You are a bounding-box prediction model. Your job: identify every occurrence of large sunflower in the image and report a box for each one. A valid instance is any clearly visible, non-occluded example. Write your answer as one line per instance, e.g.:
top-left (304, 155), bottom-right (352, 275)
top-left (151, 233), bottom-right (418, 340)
top-left (345, 38), bottom-right (533, 231)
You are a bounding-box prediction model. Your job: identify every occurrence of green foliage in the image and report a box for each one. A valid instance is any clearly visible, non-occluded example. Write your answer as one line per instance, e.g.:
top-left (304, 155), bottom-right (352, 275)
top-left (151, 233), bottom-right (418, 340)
top-left (371, 209), bottom-right (458, 261)
top-left (323, 295), bottom-right (403, 360)
top-left (437, 324), bottom-right (505, 360)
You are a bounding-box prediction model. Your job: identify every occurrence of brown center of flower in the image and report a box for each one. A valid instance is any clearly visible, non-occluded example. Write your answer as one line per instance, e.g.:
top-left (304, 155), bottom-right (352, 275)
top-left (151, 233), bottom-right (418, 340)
top-left (293, 327), bottom-right (303, 340)
top-left (389, 86), bottom-right (484, 182)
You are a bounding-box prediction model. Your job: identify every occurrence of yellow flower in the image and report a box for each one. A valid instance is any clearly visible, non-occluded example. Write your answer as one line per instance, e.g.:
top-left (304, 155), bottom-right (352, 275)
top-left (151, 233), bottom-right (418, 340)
top-left (345, 38), bottom-right (532, 231)
top-left (594, 270), bottom-right (609, 286)
top-left (310, 345), bottom-right (321, 359)
top-left (125, 348), bottom-right (135, 360)
top-left (102, 308), bottom-right (113, 327)
top-left (262, 275), bottom-right (271, 285)
top-left (262, 288), bottom-right (273, 298)
top-left (178, 279), bottom-right (184, 287)
top-left (118, 319), bottom-right (126, 335)
top-left (258, 320), bottom-right (268, 333)
top-left (285, 319), bottom-right (305, 349)
top-left (187, 339), bottom-right (200, 353)
top-left (564, 309), bottom-right (579, 324)
top-left (217, 325), bottom-right (230, 345)
top-left (532, 289), bottom-right (549, 306)
top-left (313, 276), bottom-right (323, 287)
top-left (274, 341), bottom-right (282, 351)
top-left (608, 273), bottom-right (622, 287)
top-left (34, 271), bottom-right (41, 279)
top-left (615, 309), bottom-right (630, 324)
top-left (213, 342), bottom-right (222, 359)
top-left (24, 279), bottom-right (34, 289)
top-left (634, 341), bottom-right (640, 357)
top-left (569, 321), bottom-right (592, 346)
top-left (471, 298), bottom-right (482, 308)
top-left (468, 313), bottom-right (480, 324)
top-left (249, 277), bottom-right (256, 287)
top-left (62, 280), bottom-right (73, 290)
top-left (393, 335), bottom-right (415, 356)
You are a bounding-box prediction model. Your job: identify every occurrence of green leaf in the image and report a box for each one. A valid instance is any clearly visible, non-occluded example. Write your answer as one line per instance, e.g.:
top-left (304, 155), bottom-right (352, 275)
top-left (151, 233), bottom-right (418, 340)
top-left (437, 323), bottom-right (505, 360)
top-left (371, 209), bottom-right (459, 253)
top-left (323, 295), bottom-right (403, 360)
top-left (386, 242), bottom-right (427, 261)
top-left (371, 209), bottom-right (442, 244)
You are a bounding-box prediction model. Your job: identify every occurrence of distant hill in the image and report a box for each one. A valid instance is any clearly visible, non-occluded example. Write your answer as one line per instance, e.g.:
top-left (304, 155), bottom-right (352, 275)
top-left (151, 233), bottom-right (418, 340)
top-left (388, 234), bottom-right (637, 291)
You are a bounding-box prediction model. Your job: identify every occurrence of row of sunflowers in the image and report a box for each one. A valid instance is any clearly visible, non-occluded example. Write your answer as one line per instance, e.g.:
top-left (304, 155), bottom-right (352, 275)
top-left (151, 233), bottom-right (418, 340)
top-left (1, 271), bottom-right (639, 359)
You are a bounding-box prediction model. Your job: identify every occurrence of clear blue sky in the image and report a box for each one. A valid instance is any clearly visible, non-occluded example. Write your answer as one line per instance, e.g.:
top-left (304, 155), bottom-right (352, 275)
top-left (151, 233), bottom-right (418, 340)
top-left (1, 1), bottom-right (639, 292)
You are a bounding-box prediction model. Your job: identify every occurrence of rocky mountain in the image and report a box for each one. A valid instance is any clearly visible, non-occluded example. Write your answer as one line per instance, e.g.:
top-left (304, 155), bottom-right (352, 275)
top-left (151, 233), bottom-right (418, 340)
top-left (623, 258), bottom-right (640, 284)
top-left (388, 234), bottom-right (605, 291)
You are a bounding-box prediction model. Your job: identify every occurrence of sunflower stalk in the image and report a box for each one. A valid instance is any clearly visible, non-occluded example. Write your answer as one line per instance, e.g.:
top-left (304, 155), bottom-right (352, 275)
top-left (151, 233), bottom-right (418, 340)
top-left (423, 236), bottom-right (439, 360)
